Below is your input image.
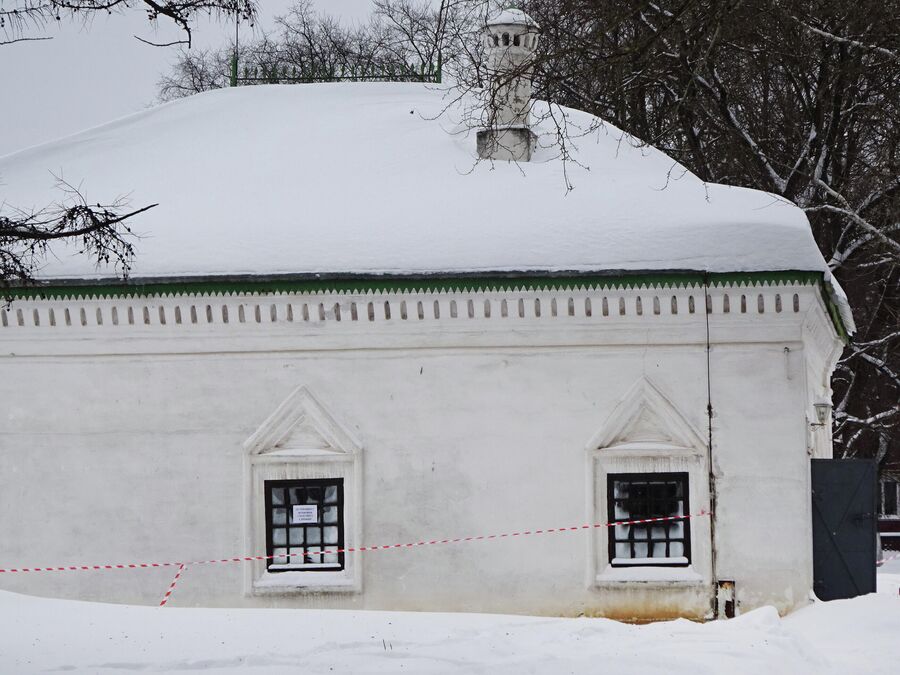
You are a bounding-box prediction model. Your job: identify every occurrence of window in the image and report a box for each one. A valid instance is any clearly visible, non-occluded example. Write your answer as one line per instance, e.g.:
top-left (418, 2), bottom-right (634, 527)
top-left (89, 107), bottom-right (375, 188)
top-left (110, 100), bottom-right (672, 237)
top-left (607, 472), bottom-right (690, 567)
top-left (265, 478), bottom-right (344, 572)
top-left (245, 386), bottom-right (362, 594)
top-left (882, 479), bottom-right (899, 517)
top-left (587, 379), bottom-right (710, 586)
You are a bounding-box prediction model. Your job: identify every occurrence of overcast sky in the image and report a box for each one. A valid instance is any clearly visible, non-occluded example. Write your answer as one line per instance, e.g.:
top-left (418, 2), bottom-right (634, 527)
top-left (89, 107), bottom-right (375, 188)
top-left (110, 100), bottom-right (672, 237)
top-left (0, 0), bottom-right (375, 157)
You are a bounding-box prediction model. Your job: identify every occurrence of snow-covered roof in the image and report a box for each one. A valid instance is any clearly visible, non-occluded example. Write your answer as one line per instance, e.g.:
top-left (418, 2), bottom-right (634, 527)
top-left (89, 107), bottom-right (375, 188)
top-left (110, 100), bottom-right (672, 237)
top-left (485, 9), bottom-right (539, 28)
top-left (0, 82), bottom-right (832, 282)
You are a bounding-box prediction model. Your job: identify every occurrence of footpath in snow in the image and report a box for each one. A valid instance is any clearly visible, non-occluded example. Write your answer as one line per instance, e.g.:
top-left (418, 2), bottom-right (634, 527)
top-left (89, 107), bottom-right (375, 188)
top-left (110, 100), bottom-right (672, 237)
top-left (1, 566), bottom-right (898, 674)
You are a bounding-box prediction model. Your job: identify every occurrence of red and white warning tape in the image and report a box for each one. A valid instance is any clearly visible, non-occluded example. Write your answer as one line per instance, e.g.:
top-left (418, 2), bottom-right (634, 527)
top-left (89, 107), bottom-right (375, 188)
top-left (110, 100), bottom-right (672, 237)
top-left (159, 563), bottom-right (185, 607)
top-left (877, 552), bottom-right (900, 567)
top-left (0, 511), bottom-right (709, 574)
top-left (0, 511), bottom-right (710, 605)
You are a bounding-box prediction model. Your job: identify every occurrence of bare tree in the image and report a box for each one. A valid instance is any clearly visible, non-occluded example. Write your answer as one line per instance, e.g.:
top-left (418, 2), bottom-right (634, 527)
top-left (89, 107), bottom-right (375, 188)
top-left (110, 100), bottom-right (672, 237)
top-left (157, 44), bottom-right (234, 98)
top-left (0, 0), bottom-right (256, 47)
top-left (158, 2), bottom-right (394, 95)
top-left (157, 1), bottom-right (473, 98)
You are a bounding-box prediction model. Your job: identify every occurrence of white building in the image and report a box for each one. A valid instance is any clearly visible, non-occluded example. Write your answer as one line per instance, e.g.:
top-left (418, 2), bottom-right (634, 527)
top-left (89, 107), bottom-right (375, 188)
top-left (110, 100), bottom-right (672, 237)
top-left (0, 12), bottom-right (853, 620)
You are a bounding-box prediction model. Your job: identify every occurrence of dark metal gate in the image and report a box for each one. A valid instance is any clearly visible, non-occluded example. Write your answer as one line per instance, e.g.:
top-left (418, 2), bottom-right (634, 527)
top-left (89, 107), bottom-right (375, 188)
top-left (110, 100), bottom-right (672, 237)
top-left (811, 458), bottom-right (877, 600)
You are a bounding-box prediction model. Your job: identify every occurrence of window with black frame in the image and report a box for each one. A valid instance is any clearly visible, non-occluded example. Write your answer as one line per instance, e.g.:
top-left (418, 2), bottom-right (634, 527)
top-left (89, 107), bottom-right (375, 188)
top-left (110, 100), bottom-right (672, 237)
top-left (608, 472), bottom-right (690, 567)
top-left (881, 479), bottom-right (899, 517)
top-left (265, 478), bottom-right (344, 572)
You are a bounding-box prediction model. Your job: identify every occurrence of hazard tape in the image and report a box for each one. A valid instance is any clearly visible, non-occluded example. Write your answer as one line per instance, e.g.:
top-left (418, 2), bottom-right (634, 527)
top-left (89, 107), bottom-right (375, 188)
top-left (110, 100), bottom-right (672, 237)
top-left (877, 552), bottom-right (900, 567)
top-left (158, 563), bottom-right (185, 607)
top-left (0, 511), bottom-right (711, 606)
top-left (0, 511), bottom-right (710, 575)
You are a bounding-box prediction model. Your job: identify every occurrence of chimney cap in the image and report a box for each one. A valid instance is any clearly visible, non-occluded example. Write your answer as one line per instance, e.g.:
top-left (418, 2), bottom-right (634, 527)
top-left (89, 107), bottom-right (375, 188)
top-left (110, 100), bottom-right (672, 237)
top-left (485, 8), bottom-right (540, 29)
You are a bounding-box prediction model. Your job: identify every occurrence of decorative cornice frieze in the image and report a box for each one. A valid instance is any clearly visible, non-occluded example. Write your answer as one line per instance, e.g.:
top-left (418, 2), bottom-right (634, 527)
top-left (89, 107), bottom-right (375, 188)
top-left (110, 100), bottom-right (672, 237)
top-left (2, 270), bottom-right (849, 342)
top-left (0, 280), bottom-right (840, 354)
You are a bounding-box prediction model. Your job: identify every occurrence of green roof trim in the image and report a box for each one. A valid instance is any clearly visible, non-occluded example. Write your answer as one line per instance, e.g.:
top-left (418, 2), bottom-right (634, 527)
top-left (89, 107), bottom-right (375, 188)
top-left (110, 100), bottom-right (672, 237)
top-left (5, 269), bottom-right (848, 339)
top-left (820, 283), bottom-right (850, 344)
top-left (6, 270), bottom-right (821, 299)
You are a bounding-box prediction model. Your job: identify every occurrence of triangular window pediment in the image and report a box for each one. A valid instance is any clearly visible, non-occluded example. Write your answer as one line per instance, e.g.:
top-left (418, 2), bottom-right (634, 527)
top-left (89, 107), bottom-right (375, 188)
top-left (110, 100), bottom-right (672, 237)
top-left (277, 418), bottom-right (332, 451)
top-left (586, 378), bottom-right (706, 452)
top-left (244, 386), bottom-right (362, 456)
top-left (615, 406), bottom-right (674, 444)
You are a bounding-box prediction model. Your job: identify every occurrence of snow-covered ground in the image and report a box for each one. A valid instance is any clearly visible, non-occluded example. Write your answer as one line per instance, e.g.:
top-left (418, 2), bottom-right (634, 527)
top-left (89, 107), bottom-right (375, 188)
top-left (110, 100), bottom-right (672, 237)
top-left (1, 569), bottom-right (897, 674)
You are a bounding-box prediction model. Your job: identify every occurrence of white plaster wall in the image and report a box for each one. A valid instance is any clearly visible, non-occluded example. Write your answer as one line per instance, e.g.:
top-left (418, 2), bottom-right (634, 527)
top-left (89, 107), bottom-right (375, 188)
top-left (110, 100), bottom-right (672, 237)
top-left (0, 284), bottom-right (842, 618)
top-left (708, 342), bottom-right (814, 614)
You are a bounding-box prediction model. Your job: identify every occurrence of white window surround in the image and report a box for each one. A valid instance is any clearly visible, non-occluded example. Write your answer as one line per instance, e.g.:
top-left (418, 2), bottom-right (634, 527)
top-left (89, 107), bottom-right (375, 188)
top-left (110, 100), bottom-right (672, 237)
top-left (243, 386), bottom-right (363, 596)
top-left (881, 479), bottom-right (900, 518)
top-left (585, 378), bottom-right (712, 588)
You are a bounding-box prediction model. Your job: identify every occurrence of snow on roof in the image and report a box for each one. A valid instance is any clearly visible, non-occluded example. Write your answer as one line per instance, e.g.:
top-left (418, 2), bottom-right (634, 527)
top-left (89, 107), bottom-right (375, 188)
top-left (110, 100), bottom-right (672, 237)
top-left (485, 8), bottom-right (539, 28)
top-left (0, 82), bottom-right (831, 282)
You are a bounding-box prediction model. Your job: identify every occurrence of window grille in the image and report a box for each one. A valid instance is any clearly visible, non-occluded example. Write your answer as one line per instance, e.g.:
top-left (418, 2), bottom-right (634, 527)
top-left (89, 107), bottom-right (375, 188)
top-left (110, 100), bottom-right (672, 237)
top-left (607, 472), bottom-right (690, 567)
top-left (264, 478), bottom-right (344, 572)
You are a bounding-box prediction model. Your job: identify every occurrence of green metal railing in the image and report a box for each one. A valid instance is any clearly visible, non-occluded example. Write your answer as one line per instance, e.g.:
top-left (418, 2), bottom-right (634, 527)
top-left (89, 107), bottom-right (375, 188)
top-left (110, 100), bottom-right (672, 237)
top-left (229, 55), bottom-right (442, 87)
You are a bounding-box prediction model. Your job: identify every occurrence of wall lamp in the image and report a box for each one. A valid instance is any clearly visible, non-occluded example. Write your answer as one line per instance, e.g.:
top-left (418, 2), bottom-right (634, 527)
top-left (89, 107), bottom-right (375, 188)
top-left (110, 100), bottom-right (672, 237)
top-left (812, 402), bottom-right (832, 427)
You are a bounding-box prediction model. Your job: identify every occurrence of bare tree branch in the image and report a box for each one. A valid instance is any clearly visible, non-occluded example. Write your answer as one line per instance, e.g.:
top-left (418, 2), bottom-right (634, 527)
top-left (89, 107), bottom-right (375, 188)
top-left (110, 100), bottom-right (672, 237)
top-left (0, 0), bottom-right (257, 48)
top-left (783, 12), bottom-right (900, 63)
top-left (1, 178), bottom-right (155, 289)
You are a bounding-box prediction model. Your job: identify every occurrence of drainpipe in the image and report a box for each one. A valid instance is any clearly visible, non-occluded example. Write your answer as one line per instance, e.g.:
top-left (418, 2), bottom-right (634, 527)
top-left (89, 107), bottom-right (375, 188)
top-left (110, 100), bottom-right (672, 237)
top-left (703, 275), bottom-right (721, 616)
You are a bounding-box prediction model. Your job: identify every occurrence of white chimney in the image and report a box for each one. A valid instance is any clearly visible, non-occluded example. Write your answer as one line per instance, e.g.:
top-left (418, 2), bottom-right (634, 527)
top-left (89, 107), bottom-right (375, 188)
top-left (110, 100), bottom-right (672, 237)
top-left (477, 8), bottom-right (540, 162)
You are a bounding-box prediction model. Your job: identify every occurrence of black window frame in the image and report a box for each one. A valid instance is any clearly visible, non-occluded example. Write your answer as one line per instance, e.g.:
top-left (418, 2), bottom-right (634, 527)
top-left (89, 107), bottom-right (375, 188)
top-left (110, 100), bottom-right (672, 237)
top-left (264, 477), bottom-right (345, 573)
top-left (607, 472), bottom-right (691, 568)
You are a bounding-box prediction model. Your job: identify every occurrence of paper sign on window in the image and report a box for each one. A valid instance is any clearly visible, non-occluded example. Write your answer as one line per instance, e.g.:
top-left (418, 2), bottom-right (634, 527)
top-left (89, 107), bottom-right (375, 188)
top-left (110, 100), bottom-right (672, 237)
top-left (292, 505), bottom-right (318, 524)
